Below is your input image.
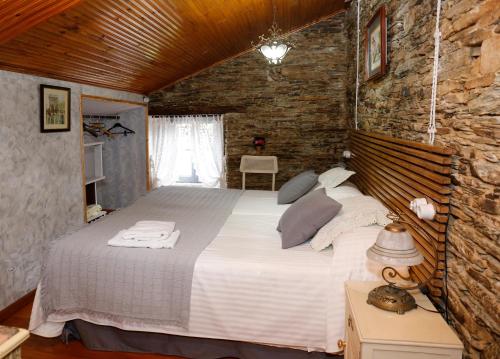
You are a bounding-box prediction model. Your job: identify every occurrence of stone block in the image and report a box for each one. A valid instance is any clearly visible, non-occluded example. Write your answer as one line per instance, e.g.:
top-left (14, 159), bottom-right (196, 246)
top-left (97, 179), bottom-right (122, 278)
top-left (471, 159), bottom-right (500, 185)
top-left (439, 79), bottom-right (463, 95)
top-left (444, 92), bottom-right (468, 104)
top-left (464, 73), bottom-right (495, 89)
top-left (476, 0), bottom-right (500, 28)
top-left (458, 27), bottom-right (491, 47)
top-left (446, 283), bottom-right (494, 353)
top-left (443, 0), bottom-right (477, 20)
top-left (450, 205), bottom-right (473, 221)
top-left (480, 36), bottom-right (500, 74)
top-left (452, 7), bottom-right (481, 34)
top-left (468, 87), bottom-right (500, 115)
top-left (480, 197), bottom-right (500, 215)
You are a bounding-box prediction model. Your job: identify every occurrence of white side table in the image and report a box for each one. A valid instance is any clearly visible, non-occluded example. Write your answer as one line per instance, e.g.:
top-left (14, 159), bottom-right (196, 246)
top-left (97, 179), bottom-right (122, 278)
top-left (239, 155), bottom-right (278, 191)
top-left (344, 281), bottom-right (463, 359)
top-left (0, 326), bottom-right (29, 359)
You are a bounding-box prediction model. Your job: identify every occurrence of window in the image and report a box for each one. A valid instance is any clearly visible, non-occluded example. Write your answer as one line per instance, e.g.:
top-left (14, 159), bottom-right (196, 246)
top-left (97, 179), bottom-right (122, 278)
top-left (149, 115), bottom-right (225, 188)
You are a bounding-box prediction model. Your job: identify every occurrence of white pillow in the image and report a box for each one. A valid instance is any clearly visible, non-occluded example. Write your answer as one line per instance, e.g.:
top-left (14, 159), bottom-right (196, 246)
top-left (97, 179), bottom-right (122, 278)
top-left (310, 195), bottom-right (392, 251)
top-left (330, 225), bottom-right (410, 281)
top-left (325, 184), bottom-right (362, 201)
top-left (318, 167), bottom-right (355, 188)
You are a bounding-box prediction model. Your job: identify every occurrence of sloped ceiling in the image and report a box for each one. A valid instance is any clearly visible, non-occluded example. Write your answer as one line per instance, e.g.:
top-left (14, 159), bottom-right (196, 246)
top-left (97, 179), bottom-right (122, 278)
top-left (0, 0), bottom-right (82, 43)
top-left (0, 0), bottom-right (347, 94)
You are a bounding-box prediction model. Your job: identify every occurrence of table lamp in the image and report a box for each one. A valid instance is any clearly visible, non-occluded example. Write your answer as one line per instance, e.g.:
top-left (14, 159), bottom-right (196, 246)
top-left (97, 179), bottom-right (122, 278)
top-left (366, 213), bottom-right (436, 314)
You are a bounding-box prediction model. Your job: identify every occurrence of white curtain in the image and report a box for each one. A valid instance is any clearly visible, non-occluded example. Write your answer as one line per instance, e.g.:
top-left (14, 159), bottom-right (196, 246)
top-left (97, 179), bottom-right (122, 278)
top-left (149, 115), bottom-right (225, 189)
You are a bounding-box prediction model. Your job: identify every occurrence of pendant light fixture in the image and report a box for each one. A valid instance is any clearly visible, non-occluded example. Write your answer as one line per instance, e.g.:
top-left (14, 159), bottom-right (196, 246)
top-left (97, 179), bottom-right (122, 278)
top-left (254, 0), bottom-right (293, 65)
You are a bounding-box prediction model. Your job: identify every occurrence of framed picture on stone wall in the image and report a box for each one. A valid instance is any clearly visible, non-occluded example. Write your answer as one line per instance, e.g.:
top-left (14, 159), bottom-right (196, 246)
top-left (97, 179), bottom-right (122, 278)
top-left (40, 84), bottom-right (71, 132)
top-left (365, 6), bottom-right (387, 81)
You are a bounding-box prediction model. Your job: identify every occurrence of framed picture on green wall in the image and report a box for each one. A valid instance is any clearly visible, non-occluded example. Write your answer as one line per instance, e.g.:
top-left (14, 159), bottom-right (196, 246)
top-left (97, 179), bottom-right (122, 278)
top-left (40, 84), bottom-right (71, 132)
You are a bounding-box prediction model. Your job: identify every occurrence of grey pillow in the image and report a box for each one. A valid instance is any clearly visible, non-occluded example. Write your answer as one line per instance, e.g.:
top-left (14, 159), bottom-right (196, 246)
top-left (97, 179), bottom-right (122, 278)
top-left (278, 170), bottom-right (318, 204)
top-left (277, 188), bottom-right (342, 249)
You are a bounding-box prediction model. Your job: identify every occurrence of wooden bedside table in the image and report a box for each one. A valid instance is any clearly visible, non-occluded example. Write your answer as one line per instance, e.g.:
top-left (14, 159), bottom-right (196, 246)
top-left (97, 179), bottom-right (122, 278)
top-left (344, 281), bottom-right (463, 359)
top-left (0, 326), bottom-right (29, 359)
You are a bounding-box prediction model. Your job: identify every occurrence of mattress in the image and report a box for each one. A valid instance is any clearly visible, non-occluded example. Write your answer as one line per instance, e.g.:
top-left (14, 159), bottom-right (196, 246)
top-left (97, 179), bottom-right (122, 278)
top-left (30, 189), bottom-right (382, 353)
top-left (38, 187), bottom-right (242, 332)
top-left (231, 190), bottom-right (291, 216)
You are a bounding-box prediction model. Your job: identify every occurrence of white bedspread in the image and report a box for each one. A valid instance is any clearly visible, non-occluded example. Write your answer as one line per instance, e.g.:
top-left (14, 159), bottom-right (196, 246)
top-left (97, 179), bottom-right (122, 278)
top-left (232, 190), bottom-right (291, 216)
top-left (30, 189), bottom-right (381, 353)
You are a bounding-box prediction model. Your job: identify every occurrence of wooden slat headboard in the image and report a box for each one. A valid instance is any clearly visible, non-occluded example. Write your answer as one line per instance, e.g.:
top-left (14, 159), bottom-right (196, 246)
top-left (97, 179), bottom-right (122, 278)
top-left (348, 130), bottom-right (454, 298)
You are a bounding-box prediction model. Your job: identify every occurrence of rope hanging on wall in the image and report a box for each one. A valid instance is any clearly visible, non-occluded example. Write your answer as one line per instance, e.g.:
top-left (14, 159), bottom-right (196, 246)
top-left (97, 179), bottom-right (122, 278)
top-left (427, 0), bottom-right (443, 145)
top-left (354, 0), bottom-right (361, 130)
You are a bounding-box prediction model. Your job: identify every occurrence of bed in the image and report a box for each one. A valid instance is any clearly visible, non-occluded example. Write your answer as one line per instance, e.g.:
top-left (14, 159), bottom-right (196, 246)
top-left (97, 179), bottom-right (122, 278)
top-left (30, 186), bottom-right (382, 355)
top-left (30, 131), bottom-right (454, 358)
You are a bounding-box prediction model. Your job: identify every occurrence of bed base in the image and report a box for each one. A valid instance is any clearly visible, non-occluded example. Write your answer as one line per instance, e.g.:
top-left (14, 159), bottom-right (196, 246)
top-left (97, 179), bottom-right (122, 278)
top-left (69, 320), bottom-right (339, 359)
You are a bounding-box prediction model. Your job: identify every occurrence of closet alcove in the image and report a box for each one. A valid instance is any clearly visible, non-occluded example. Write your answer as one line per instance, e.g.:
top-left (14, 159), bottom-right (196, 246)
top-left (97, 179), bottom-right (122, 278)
top-left (80, 95), bottom-right (149, 222)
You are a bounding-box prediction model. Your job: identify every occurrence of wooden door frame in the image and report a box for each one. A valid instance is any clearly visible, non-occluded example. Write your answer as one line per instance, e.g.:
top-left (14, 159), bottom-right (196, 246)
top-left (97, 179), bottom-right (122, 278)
top-left (79, 94), bottom-right (151, 223)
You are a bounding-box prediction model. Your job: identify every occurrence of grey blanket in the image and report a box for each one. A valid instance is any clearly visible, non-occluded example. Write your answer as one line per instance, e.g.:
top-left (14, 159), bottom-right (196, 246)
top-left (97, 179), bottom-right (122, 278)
top-left (40, 186), bottom-right (241, 330)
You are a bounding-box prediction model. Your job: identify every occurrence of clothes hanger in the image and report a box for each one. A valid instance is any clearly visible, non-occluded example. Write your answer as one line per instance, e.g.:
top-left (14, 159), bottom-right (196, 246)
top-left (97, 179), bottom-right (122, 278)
top-left (83, 122), bottom-right (114, 138)
top-left (107, 122), bottom-right (135, 136)
top-left (83, 122), bottom-right (99, 137)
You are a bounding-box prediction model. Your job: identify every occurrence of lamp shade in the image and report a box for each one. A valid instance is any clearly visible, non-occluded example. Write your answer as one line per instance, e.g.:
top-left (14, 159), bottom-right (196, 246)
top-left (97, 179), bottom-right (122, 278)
top-left (367, 223), bottom-right (424, 266)
top-left (259, 41), bottom-right (290, 65)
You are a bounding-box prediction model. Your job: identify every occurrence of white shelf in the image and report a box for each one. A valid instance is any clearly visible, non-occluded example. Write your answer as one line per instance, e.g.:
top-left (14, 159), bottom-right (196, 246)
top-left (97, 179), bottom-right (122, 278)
top-left (84, 142), bottom-right (105, 217)
top-left (85, 176), bottom-right (106, 185)
top-left (84, 141), bottom-right (105, 147)
top-left (84, 142), bottom-right (104, 183)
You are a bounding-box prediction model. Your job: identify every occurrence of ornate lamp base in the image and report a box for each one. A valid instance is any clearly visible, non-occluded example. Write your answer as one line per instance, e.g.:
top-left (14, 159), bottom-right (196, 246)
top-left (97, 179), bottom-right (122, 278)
top-left (367, 284), bottom-right (417, 314)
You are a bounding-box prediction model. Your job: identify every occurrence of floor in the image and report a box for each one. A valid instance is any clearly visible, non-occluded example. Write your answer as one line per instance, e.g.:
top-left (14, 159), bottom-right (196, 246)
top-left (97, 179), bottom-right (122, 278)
top-left (1, 302), bottom-right (184, 359)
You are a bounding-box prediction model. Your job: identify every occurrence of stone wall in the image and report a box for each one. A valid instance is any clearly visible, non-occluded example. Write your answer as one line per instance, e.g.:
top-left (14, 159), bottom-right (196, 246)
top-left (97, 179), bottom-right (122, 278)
top-left (0, 70), bottom-right (143, 310)
top-left (149, 14), bottom-right (349, 190)
top-left (344, 1), bottom-right (499, 358)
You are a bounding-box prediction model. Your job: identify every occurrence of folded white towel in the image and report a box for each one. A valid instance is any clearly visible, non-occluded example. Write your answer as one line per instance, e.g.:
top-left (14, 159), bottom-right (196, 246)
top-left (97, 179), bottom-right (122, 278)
top-left (133, 221), bottom-right (175, 230)
top-left (120, 221), bottom-right (176, 240)
top-left (87, 210), bottom-right (106, 222)
top-left (87, 204), bottom-right (102, 212)
top-left (129, 221), bottom-right (175, 231)
top-left (87, 204), bottom-right (103, 218)
top-left (108, 230), bottom-right (180, 249)
top-left (122, 231), bottom-right (171, 240)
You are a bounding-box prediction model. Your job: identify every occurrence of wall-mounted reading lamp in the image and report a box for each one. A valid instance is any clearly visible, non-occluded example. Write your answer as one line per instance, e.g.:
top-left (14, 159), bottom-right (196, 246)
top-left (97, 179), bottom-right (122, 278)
top-left (342, 150), bottom-right (353, 159)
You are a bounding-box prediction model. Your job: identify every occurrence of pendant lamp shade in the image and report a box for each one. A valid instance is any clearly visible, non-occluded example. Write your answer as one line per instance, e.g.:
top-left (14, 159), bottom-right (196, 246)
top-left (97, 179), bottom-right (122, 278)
top-left (259, 41), bottom-right (291, 65)
top-left (254, 1), bottom-right (293, 65)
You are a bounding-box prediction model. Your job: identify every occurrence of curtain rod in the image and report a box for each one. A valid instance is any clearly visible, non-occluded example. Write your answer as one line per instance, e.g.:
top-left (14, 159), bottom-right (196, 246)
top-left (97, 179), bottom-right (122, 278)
top-left (83, 114), bottom-right (120, 120)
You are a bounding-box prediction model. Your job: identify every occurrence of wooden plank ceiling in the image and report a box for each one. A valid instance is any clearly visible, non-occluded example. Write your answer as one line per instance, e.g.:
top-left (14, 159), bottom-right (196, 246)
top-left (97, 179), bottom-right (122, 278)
top-left (0, 0), bottom-right (82, 44)
top-left (0, 0), bottom-right (347, 94)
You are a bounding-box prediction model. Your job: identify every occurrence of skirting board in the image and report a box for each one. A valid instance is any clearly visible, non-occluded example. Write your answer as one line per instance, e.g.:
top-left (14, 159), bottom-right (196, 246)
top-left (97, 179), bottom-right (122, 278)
top-left (0, 290), bottom-right (36, 323)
